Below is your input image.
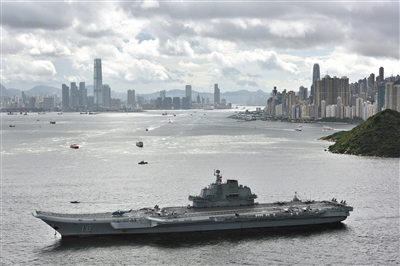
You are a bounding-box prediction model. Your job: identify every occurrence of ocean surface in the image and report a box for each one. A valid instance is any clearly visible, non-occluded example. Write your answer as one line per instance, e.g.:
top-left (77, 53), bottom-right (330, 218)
top-left (1, 109), bottom-right (399, 265)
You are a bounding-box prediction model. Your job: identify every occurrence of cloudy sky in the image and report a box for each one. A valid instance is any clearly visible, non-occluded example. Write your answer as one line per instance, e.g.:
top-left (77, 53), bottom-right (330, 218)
top-left (2, 0), bottom-right (399, 95)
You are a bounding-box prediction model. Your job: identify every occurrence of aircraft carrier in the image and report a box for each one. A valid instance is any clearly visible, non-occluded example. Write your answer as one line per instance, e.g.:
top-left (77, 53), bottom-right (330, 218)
top-left (33, 170), bottom-right (353, 237)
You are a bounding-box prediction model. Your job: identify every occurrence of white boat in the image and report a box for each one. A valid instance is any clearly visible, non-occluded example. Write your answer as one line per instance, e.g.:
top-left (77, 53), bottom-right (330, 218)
top-left (322, 126), bottom-right (334, 131)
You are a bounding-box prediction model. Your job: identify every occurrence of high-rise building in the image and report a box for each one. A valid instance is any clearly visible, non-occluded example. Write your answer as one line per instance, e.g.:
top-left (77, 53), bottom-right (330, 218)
top-left (379, 67), bottom-right (384, 82)
top-left (315, 75), bottom-right (349, 107)
top-left (356, 98), bottom-right (364, 118)
top-left (287, 90), bottom-right (296, 118)
top-left (185, 85), bottom-right (192, 100)
top-left (214, 84), bottom-right (220, 105)
top-left (94, 58), bottom-right (103, 106)
top-left (102, 84), bottom-right (111, 108)
top-left (311, 63), bottom-right (320, 99)
top-left (79, 82), bottom-right (87, 107)
top-left (127, 90), bottom-right (136, 107)
top-left (62, 84), bottom-right (69, 110)
top-left (299, 86), bottom-right (308, 101)
top-left (43, 97), bottom-right (55, 110)
top-left (172, 97), bottom-right (181, 109)
top-left (377, 83), bottom-right (386, 112)
top-left (70, 82), bottom-right (79, 107)
top-left (384, 82), bottom-right (400, 112)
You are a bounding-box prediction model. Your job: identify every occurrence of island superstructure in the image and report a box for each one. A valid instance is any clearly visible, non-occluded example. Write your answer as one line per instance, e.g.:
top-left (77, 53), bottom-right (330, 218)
top-left (33, 170), bottom-right (353, 237)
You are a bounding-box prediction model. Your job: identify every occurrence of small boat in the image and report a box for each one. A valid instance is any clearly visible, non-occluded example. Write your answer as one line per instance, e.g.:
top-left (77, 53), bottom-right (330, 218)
top-left (138, 160), bottom-right (148, 165)
top-left (70, 201), bottom-right (80, 204)
top-left (136, 141), bottom-right (143, 148)
top-left (145, 128), bottom-right (149, 131)
top-left (322, 126), bottom-right (334, 131)
top-left (58, 112), bottom-right (63, 115)
top-left (70, 144), bottom-right (79, 149)
top-left (295, 128), bottom-right (302, 131)
top-left (50, 121), bottom-right (56, 124)
top-left (9, 125), bottom-right (15, 127)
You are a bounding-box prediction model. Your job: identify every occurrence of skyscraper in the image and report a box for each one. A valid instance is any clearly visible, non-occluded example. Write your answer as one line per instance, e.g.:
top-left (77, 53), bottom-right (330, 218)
top-left (62, 84), bottom-right (69, 110)
top-left (311, 63), bottom-right (320, 100)
top-left (185, 85), bottom-right (192, 100)
top-left (127, 89), bottom-right (136, 107)
top-left (79, 82), bottom-right (87, 107)
top-left (214, 84), bottom-right (220, 105)
top-left (102, 84), bottom-right (111, 108)
top-left (94, 58), bottom-right (103, 106)
top-left (379, 67), bottom-right (384, 82)
top-left (70, 82), bottom-right (79, 107)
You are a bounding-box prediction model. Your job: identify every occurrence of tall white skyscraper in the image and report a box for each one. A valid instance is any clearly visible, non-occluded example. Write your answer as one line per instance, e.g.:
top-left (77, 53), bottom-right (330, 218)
top-left (94, 59), bottom-right (103, 106)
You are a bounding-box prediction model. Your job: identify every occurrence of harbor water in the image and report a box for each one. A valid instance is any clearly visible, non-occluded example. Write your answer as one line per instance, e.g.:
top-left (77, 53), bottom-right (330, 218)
top-left (1, 110), bottom-right (399, 265)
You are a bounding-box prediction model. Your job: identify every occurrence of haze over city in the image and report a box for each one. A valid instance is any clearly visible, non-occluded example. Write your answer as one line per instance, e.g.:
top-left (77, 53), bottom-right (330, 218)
top-left (2, 1), bottom-right (399, 94)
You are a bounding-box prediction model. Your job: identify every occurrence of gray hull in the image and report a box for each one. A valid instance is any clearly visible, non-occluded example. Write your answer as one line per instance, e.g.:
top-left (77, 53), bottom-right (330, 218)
top-left (33, 207), bottom-right (351, 238)
top-left (33, 171), bottom-right (353, 238)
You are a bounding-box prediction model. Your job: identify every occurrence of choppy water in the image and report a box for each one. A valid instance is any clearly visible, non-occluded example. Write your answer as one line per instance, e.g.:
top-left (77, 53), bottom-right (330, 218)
top-left (1, 110), bottom-right (399, 265)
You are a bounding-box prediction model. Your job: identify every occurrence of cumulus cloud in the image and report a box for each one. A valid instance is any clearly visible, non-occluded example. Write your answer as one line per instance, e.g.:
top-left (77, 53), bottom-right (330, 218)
top-left (2, 59), bottom-right (57, 84)
top-left (237, 80), bottom-right (259, 87)
top-left (179, 60), bottom-right (201, 68)
top-left (2, 1), bottom-right (398, 93)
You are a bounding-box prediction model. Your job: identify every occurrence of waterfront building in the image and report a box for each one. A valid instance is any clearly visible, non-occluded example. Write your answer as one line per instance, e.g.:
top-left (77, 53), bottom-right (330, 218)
top-left (43, 97), bottom-right (55, 110)
top-left (185, 85), bottom-right (192, 100)
top-left (320, 100), bottom-right (326, 118)
top-left (94, 58), bottom-right (103, 106)
top-left (287, 91), bottom-right (296, 118)
top-left (79, 82), bottom-right (87, 107)
top-left (163, 97), bottom-right (172, 109)
top-left (62, 84), bottom-right (69, 110)
top-left (172, 97), bottom-right (180, 109)
top-left (102, 84), bottom-right (111, 108)
top-left (182, 96), bottom-right (190, 109)
top-left (70, 82), bottom-right (79, 107)
top-left (214, 84), bottom-right (220, 105)
top-left (127, 90), bottom-right (136, 107)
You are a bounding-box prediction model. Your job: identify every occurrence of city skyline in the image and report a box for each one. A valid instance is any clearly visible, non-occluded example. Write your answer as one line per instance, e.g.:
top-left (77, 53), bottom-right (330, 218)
top-left (2, 1), bottom-right (399, 94)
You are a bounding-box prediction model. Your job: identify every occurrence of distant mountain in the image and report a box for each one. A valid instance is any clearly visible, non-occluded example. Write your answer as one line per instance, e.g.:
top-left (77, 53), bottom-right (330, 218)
top-left (27, 85), bottom-right (61, 97)
top-left (0, 84), bottom-right (61, 98)
top-left (1, 84), bottom-right (12, 98)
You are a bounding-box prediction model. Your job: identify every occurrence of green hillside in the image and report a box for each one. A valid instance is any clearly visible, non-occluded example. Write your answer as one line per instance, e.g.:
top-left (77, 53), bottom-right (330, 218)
top-left (321, 109), bottom-right (400, 157)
